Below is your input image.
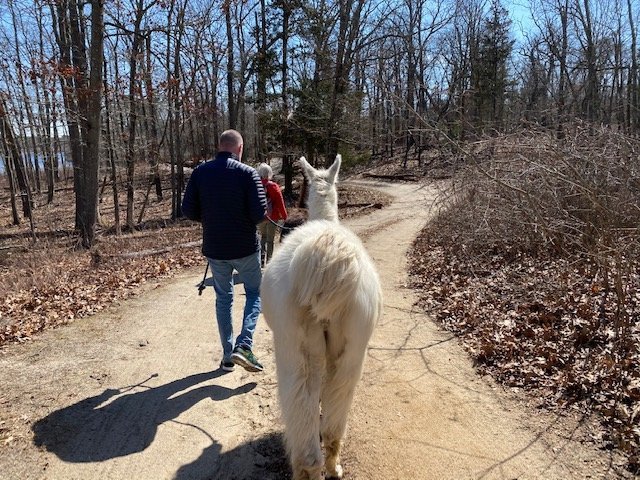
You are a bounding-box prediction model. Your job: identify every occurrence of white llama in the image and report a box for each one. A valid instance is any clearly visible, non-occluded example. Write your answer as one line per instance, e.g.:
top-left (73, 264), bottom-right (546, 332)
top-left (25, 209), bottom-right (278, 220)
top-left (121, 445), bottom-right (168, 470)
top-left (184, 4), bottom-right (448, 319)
top-left (261, 155), bottom-right (382, 480)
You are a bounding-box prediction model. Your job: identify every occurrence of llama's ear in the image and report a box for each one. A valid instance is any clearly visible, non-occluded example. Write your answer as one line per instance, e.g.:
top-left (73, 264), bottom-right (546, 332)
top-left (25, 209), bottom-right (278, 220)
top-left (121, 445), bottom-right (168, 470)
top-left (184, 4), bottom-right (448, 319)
top-left (299, 156), bottom-right (314, 179)
top-left (326, 154), bottom-right (341, 184)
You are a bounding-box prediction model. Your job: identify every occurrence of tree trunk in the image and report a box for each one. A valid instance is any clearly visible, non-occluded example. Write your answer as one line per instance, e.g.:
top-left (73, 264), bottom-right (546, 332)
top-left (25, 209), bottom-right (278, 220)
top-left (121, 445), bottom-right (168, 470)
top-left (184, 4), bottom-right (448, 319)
top-left (255, 0), bottom-right (268, 165)
top-left (77, 0), bottom-right (104, 248)
top-left (67, 0), bottom-right (92, 232)
top-left (36, 3), bottom-right (56, 203)
top-left (403, 0), bottom-right (417, 169)
top-left (50, 2), bottom-right (80, 188)
top-left (41, 86), bottom-right (56, 204)
top-left (144, 33), bottom-right (163, 201)
top-left (51, 96), bottom-right (62, 182)
top-left (103, 58), bottom-right (121, 236)
top-left (9, 0), bottom-right (42, 194)
top-left (557, 0), bottom-right (568, 138)
top-left (124, 1), bottom-right (145, 230)
top-left (577, 0), bottom-right (599, 123)
top-left (326, 0), bottom-right (365, 163)
top-left (281, 1), bottom-right (293, 199)
top-left (225, 1), bottom-right (236, 129)
top-left (166, 0), bottom-right (177, 219)
top-left (1, 129), bottom-right (20, 225)
top-left (0, 97), bottom-right (35, 235)
top-left (173, 2), bottom-right (186, 219)
top-left (627, 0), bottom-right (638, 132)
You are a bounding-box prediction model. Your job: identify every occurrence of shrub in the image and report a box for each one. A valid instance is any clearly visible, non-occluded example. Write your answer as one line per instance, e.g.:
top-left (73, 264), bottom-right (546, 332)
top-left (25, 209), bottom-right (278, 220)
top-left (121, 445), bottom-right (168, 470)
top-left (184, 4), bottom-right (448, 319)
top-left (414, 123), bottom-right (640, 471)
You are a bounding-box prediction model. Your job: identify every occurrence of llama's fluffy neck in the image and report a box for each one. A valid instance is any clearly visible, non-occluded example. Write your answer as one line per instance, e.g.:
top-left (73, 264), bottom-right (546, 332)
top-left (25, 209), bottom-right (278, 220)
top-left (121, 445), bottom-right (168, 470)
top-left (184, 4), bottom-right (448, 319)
top-left (307, 184), bottom-right (339, 222)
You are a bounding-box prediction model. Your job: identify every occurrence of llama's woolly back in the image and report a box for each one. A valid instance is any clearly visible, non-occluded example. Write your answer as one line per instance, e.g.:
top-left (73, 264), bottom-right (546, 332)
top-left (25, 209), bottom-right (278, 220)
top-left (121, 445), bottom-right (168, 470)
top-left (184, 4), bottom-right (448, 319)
top-left (272, 219), bottom-right (380, 323)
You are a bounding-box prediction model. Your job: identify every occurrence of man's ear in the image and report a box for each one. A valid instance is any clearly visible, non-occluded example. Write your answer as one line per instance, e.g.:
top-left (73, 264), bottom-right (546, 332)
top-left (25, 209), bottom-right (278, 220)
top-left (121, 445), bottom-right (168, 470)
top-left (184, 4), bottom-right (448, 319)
top-left (326, 154), bottom-right (341, 184)
top-left (299, 156), bottom-right (315, 179)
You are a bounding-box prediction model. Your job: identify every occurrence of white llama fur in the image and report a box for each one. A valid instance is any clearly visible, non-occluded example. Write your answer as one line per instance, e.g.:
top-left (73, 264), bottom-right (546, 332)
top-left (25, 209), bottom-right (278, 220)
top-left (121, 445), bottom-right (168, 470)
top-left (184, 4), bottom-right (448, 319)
top-left (261, 155), bottom-right (383, 480)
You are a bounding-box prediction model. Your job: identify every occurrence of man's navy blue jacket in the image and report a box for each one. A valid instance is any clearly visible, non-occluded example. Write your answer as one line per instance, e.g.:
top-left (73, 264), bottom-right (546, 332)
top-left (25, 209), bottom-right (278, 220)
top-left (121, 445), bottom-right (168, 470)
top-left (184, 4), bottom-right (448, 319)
top-left (182, 152), bottom-right (267, 260)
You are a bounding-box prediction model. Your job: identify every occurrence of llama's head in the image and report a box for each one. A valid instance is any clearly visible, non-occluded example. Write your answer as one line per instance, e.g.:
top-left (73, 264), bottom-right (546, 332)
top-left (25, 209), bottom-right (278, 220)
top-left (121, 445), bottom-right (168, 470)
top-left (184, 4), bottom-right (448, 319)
top-left (299, 154), bottom-right (341, 222)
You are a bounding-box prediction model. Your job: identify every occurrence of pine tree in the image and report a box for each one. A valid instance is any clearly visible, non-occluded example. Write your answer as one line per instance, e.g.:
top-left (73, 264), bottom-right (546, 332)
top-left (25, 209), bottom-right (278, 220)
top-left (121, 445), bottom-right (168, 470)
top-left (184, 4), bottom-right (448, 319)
top-left (470, 0), bottom-right (514, 130)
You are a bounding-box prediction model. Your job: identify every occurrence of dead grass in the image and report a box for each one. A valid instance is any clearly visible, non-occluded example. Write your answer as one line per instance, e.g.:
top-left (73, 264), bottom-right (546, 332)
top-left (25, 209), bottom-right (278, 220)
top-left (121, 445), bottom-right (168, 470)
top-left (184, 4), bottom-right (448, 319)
top-left (409, 125), bottom-right (640, 474)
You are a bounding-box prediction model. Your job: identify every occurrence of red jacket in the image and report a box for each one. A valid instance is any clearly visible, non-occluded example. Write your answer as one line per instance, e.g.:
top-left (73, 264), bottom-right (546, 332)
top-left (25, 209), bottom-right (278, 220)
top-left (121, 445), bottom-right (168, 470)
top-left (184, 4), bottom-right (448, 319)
top-left (261, 178), bottom-right (288, 221)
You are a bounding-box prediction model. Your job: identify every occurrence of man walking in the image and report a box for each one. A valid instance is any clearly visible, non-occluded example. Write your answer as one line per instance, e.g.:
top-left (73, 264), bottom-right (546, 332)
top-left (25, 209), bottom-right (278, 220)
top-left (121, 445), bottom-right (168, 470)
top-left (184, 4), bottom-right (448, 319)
top-left (182, 129), bottom-right (267, 372)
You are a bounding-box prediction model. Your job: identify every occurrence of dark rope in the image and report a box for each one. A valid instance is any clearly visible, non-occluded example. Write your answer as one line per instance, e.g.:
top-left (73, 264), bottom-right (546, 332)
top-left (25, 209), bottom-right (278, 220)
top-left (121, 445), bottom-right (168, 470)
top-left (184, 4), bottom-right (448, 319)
top-left (198, 262), bottom-right (209, 296)
top-left (266, 217), bottom-right (297, 230)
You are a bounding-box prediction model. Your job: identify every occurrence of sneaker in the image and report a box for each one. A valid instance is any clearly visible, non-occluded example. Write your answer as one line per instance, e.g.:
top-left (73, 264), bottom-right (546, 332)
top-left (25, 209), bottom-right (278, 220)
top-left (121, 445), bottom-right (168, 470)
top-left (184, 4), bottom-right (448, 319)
top-left (231, 346), bottom-right (264, 372)
top-left (220, 360), bottom-right (235, 372)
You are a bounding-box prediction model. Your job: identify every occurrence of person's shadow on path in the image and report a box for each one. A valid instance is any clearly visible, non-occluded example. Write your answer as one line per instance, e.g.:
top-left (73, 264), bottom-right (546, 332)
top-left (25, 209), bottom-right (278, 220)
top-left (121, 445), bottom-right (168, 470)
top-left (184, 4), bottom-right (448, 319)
top-left (173, 432), bottom-right (291, 480)
top-left (32, 370), bottom-right (256, 463)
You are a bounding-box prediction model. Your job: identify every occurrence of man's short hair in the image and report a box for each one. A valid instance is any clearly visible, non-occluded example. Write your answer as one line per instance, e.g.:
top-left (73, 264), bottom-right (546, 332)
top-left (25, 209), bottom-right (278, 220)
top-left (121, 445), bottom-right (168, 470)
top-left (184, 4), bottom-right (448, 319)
top-left (219, 129), bottom-right (243, 150)
top-left (257, 163), bottom-right (273, 179)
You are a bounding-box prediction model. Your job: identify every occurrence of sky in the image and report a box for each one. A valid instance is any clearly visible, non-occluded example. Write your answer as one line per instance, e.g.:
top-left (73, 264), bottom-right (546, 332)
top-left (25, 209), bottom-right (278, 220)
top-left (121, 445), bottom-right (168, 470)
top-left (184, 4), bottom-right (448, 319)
top-left (508, 1), bottom-right (536, 41)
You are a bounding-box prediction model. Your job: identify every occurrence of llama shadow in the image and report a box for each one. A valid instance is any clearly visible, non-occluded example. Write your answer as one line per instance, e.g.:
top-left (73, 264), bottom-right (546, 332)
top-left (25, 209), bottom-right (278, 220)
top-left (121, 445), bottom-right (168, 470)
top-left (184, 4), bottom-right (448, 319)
top-left (32, 370), bottom-right (256, 463)
top-left (174, 432), bottom-right (291, 480)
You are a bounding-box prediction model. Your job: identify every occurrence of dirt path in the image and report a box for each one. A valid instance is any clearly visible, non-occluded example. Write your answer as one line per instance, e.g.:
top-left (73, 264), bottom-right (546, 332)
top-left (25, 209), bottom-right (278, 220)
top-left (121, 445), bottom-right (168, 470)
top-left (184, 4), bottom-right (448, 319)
top-left (0, 180), bottom-right (623, 480)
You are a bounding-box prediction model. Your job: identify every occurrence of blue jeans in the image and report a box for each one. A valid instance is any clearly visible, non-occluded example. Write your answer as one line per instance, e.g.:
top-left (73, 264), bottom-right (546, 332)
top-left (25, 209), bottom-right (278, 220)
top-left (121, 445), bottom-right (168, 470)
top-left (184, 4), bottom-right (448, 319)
top-left (207, 251), bottom-right (262, 362)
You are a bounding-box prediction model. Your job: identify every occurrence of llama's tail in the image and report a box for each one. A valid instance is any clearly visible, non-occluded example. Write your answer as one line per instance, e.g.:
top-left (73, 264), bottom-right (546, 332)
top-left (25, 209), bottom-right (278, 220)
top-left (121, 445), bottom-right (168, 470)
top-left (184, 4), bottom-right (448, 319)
top-left (290, 230), bottom-right (361, 321)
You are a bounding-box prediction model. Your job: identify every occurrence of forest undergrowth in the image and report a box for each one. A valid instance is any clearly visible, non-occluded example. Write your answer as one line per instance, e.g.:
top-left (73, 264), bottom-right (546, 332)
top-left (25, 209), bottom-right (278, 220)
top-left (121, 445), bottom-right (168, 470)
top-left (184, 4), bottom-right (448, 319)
top-left (410, 125), bottom-right (640, 474)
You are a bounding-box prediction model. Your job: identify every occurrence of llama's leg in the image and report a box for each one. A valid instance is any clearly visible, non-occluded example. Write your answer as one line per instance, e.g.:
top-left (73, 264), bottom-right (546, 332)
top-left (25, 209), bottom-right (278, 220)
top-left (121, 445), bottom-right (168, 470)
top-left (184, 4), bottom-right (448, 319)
top-left (320, 325), bottom-right (370, 479)
top-left (273, 315), bottom-right (326, 480)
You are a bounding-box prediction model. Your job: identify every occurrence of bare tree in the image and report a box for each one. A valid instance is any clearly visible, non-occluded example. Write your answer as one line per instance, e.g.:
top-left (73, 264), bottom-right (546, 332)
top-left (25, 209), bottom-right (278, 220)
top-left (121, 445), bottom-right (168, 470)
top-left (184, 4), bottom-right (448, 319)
top-left (574, 0), bottom-right (601, 122)
top-left (0, 96), bottom-right (35, 238)
top-left (78, 0), bottom-right (105, 247)
top-left (1, 128), bottom-right (20, 226)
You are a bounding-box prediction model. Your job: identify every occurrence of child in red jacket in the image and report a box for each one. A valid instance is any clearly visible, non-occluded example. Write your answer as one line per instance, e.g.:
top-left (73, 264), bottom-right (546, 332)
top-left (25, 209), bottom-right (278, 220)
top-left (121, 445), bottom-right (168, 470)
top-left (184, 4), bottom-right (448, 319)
top-left (257, 163), bottom-right (288, 266)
